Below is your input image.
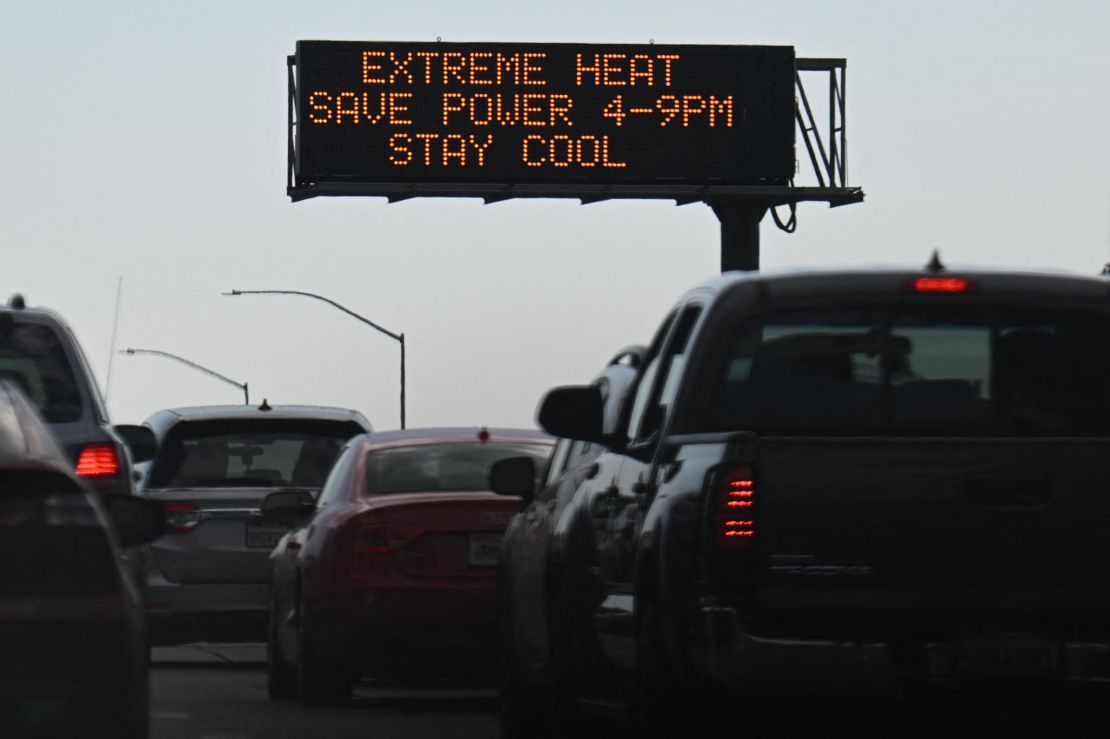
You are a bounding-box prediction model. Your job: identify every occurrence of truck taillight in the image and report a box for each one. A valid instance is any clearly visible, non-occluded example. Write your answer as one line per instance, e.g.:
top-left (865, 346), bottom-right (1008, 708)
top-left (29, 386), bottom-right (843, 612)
top-left (714, 465), bottom-right (755, 548)
top-left (163, 501), bottom-right (200, 534)
top-left (909, 276), bottom-right (975, 293)
top-left (75, 444), bottom-right (121, 478)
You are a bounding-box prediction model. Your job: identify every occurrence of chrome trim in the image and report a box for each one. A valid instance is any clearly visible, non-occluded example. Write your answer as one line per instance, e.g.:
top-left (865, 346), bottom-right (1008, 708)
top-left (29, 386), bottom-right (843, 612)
top-left (194, 508), bottom-right (263, 520)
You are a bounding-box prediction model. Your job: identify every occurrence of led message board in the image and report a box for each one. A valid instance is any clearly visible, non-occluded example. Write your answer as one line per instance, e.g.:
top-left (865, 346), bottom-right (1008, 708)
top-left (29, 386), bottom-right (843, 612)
top-left (292, 41), bottom-right (796, 196)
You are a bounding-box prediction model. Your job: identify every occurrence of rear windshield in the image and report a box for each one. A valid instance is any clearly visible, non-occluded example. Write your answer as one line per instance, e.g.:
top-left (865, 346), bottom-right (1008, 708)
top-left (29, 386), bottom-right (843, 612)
top-left (365, 442), bottom-right (552, 494)
top-left (147, 419), bottom-right (365, 489)
top-left (711, 304), bottom-right (1110, 436)
top-left (0, 320), bottom-right (83, 423)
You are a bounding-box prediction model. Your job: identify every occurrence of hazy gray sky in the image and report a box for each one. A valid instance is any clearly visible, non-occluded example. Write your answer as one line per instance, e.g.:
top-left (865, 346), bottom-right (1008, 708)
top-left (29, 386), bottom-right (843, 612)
top-left (2, 0), bottom-right (1108, 430)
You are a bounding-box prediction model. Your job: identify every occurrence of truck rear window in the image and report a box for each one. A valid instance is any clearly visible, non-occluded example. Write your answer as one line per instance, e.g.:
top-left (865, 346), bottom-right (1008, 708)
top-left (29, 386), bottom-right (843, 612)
top-left (711, 304), bottom-right (1110, 435)
top-left (147, 419), bottom-right (365, 488)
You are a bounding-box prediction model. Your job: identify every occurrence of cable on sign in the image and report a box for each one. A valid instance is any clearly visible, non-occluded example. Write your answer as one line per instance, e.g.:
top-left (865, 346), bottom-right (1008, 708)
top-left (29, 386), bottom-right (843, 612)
top-left (771, 201), bottom-right (797, 233)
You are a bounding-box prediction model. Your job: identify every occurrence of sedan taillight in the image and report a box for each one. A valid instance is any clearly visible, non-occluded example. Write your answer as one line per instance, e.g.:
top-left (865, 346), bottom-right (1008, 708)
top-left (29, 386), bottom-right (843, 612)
top-left (340, 522), bottom-right (423, 579)
top-left (0, 493), bottom-right (100, 528)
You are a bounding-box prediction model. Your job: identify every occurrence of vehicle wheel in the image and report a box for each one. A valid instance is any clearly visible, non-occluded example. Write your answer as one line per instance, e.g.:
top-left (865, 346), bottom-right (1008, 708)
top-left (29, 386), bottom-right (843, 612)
top-left (500, 627), bottom-right (549, 739)
top-left (636, 603), bottom-right (730, 739)
top-left (110, 661), bottom-right (150, 739)
top-left (124, 688), bottom-right (151, 739)
top-left (267, 608), bottom-right (297, 701)
top-left (546, 579), bottom-right (602, 739)
top-left (296, 608), bottom-right (352, 706)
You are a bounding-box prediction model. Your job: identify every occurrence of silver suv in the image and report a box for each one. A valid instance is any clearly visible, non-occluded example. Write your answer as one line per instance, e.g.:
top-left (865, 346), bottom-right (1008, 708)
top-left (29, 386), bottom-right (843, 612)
top-left (137, 403), bottom-right (370, 642)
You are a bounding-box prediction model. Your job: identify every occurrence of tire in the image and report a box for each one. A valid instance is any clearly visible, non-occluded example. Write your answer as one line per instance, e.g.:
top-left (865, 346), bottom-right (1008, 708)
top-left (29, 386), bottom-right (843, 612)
top-left (500, 632), bottom-right (550, 739)
top-left (121, 673), bottom-right (151, 739)
top-left (546, 579), bottom-right (602, 739)
top-left (296, 608), bottom-right (352, 706)
top-left (636, 603), bottom-right (729, 739)
top-left (267, 607), bottom-right (297, 701)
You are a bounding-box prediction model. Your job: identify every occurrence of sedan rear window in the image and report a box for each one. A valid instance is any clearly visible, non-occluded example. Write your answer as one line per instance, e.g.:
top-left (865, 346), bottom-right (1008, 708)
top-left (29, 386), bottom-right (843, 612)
top-left (0, 320), bottom-right (83, 423)
top-left (711, 304), bottom-right (1110, 436)
top-left (365, 442), bottom-right (552, 494)
top-left (147, 420), bottom-right (365, 489)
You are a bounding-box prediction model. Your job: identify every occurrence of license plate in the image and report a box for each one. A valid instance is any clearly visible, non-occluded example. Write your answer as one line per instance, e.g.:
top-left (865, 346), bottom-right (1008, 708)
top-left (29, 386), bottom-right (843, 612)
top-left (957, 640), bottom-right (1057, 676)
top-left (467, 534), bottom-right (502, 567)
top-left (245, 520), bottom-right (297, 549)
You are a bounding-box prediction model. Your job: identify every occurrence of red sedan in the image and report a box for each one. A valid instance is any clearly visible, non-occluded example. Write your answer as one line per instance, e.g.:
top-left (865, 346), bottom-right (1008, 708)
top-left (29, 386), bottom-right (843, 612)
top-left (266, 427), bottom-right (553, 703)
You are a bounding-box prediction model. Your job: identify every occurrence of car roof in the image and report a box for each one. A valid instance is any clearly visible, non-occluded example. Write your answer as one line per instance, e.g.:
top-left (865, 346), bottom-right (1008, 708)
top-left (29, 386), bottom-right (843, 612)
top-left (143, 404), bottom-right (372, 436)
top-left (350, 427), bottom-right (553, 449)
top-left (0, 380), bottom-right (82, 481)
top-left (0, 299), bottom-right (72, 327)
top-left (0, 299), bottom-right (109, 429)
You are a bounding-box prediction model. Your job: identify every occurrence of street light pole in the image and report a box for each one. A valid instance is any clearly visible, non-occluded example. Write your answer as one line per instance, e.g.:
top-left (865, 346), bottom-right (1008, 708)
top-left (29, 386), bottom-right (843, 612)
top-left (223, 289), bottom-right (406, 429)
top-left (121, 348), bottom-right (250, 404)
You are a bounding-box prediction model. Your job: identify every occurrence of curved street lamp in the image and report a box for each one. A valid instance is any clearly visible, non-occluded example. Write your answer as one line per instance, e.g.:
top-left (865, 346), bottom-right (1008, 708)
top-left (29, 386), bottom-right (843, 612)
top-left (223, 289), bottom-right (405, 429)
top-left (121, 348), bottom-right (249, 405)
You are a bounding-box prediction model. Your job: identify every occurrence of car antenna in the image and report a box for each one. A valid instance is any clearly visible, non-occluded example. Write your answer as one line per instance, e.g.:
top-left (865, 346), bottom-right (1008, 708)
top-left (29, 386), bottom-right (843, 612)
top-left (8, 293), bottom-right (25, 310)
top-left (259, 398), bottom-right (272, 412)
top-left (925, 250), bottom-right (945, 273)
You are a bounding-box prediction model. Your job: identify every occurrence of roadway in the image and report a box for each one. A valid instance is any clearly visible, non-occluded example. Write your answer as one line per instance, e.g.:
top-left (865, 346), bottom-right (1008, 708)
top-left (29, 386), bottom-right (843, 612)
top-left (151, 645), bottom-right (499, 739)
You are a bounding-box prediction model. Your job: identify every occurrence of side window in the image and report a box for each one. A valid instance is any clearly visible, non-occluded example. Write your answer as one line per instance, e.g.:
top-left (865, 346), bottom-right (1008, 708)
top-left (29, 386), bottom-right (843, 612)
top-left (626, 313), bottom-right (678, 442)
top-left (564, 440), bottom-right (593, 470)
top-left (315, 446), bottom-right (354, 509)
top-left (628, 305), bottom-right (703, 443)
top-left (544, 439), bottom-right (572, 486)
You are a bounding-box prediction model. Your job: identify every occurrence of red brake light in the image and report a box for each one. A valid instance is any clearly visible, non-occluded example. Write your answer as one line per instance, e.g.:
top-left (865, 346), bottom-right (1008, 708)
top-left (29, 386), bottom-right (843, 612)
top-left (75, 444), bottom-right (121, 478)
top-left (714, 465), bottom-right (755, 548)
top-left (163, 501), bottom-right (199, 534)
top-left (911, 277), bottom-right (973, 294)
top-left (342, 523), bottom-right (424, 554)
top-left (341, 522), bottom-right (424, 579)
top-left (344, 527), bottom-right (392, 555)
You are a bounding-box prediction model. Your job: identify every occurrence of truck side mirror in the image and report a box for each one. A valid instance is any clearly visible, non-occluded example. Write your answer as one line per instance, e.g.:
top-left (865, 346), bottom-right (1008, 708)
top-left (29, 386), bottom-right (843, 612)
top-left (114, 424), bottom-right (157, 464)
top-left (490, 456), bottom-right (537, 505)
top-left (536, 385), bottom-right (604, 443)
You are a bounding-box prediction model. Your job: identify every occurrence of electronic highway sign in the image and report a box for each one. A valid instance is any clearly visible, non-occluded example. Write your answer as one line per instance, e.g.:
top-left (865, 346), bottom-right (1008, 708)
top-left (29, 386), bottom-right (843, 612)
top-left (289, 41), bottom-right (796, 199)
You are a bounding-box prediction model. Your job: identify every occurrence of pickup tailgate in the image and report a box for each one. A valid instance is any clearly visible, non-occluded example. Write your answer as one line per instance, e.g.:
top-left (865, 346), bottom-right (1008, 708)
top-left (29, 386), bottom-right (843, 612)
top-left (754, 437), bottom-right (1110, 627)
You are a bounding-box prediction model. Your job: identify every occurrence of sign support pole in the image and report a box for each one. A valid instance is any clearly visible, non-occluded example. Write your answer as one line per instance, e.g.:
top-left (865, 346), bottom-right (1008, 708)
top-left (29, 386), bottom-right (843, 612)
top-left (712, 200), bottom-right (766, 272)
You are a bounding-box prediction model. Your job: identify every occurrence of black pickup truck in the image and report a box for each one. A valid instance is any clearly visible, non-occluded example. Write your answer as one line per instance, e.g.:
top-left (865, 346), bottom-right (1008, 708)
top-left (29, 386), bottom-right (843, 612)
top-left (516, 265), bottom-right (1110, 737)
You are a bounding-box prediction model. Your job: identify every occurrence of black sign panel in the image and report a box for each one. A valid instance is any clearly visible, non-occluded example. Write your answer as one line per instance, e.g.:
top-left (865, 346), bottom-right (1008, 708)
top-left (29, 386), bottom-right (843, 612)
top-left (293, 41), bottom-right (795, 192)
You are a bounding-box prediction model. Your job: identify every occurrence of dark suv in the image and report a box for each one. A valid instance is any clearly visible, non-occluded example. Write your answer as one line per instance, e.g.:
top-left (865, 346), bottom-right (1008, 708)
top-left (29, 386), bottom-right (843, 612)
top-left (0, 294), bottom-right (154, 496)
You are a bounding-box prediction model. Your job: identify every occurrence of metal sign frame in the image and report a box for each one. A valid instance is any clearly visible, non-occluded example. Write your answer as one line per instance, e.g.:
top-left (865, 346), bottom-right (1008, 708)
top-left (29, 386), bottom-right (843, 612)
top-left (286, 52), bottom-right (862, 209)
